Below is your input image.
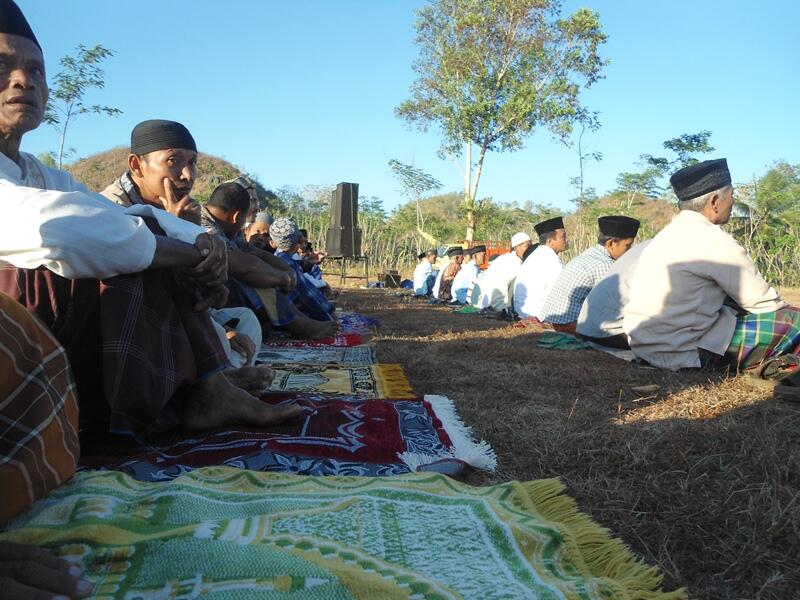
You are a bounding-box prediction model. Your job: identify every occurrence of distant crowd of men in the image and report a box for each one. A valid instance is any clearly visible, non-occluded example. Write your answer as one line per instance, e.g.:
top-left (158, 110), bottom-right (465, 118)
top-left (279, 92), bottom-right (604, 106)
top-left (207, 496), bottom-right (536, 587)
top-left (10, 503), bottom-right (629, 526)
top-left (414, 160), bottom-right (799, 376)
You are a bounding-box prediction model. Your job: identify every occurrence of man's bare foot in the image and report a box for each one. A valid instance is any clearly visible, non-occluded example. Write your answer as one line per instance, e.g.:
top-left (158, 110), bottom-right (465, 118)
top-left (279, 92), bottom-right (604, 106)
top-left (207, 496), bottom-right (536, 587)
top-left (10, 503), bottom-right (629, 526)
top-left (285, 314), bottom-right (338, 340)
top-left (183, 372), bottom-right (302, 430)
top-left (225, 364), bottom-right (274, 395)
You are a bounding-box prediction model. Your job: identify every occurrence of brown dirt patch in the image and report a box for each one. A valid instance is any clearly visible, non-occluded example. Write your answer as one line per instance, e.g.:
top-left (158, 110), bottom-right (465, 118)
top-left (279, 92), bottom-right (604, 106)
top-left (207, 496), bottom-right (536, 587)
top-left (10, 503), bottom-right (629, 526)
top-left (337, 288), bottom-right (800, 600)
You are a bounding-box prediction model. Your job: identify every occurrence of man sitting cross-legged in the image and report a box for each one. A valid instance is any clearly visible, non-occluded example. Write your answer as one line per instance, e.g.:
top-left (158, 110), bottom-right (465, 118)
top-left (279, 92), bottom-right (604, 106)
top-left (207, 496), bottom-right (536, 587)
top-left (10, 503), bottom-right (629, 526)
top-left (102, 121), bottom-right (333, 340)
top-left (624, 158), bottom-right (800, 380)
top-left (270, 217), bottom-right (338, 323)
top-left (203, 184), bottom-right (338, 337)
top-left (413, 249), bottom-right (438, 297)
top-left (101, 122), bottom-right (270, 369)
top-left (539, 216), bottom-right (640, 333)
top-left (452, 245), bottom-right (486, 305)
top-left (0, 10), bottom-right (300, 437)
top-left (514, 217), bottom-right (568, 319)
top-left (474, 232), bottom-right (532, 312)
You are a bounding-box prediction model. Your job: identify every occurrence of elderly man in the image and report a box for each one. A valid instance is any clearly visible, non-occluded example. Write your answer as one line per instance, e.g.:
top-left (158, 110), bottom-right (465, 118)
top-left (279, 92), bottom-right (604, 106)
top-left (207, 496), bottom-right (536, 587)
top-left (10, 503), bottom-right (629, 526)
top-left (539, 216), bottom-right (640, 332)
top-left (0, 4), bottom-right (300, 596)
top-left (270, 217), bottom-right (336, 322)
top-left (0, 7), bottom-right (300, 439)
top-left (624, 159), bottom-right (799, 377)
top-left (246, 211), bottom-right (274, 250)
top-left (475, 233), bottom-right (532, 312)
top-left (413, 249), bottom-right (438, 296)
top-left (452, 245), bottom-right (485, 304)
top-left (513, 217), bottom-right (568, 319)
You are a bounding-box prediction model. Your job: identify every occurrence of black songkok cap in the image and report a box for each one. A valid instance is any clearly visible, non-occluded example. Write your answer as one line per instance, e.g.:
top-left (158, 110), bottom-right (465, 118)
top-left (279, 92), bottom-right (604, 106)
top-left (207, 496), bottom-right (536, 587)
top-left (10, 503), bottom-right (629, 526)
top-left (0, 0), bottom-right (40, 48)
top-left (131, 120), bottom-right (197, 155)
top-left (598, 215), bottom-right (640, 238)
top-left (670, 158), bottom-right (731, 202)
top-left (468, 245), bottom-right (486, 255)
top-left (417, 251), bottom-right (427, 260)
top-left (446, 246), bottom-right (464, 257)
top-left (534, 216), bottom-right (564, 236)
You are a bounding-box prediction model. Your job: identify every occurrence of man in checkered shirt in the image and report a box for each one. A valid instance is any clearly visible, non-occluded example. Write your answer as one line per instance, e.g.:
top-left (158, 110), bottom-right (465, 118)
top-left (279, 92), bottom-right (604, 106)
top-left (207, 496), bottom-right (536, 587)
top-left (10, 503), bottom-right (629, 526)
top-left (538, 216), bottom-right (640, 332)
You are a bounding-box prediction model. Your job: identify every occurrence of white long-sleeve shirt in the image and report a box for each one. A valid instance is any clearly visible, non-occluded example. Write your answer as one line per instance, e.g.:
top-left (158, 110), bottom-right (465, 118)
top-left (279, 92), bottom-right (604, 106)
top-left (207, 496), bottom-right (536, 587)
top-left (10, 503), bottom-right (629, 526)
top-left (624, 210), bottom-right (785, 370)
top-left (412, 261), bottom-right (434, 295)
top-left (452, 260), bottom-right (479, 304)
top-left (431, 260), bottom-right (447, 298)
top-left (513, 245), bottom-right (562, 318)
top-left (475, 252), bottom-right (521, 310)
top-left (0, 151), bottom-right (205, 279)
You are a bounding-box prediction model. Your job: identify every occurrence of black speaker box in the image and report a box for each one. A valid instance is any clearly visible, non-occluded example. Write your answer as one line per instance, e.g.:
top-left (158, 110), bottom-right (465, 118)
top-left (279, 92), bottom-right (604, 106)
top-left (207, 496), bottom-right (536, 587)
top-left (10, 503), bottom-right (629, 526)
top-left (326, 227), bottom-right (362, 258)
top-left (329, 182), bottom-right (359, 229)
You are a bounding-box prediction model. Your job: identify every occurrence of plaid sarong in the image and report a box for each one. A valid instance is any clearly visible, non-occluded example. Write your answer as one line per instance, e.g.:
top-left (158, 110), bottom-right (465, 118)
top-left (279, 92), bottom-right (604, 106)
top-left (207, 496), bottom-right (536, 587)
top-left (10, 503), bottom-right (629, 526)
top-left (0, 218), bottom-right (228, 438)
top-left (726, 306), bottom-right (800, 372)
top-left (0, 292), bottom-right (79, 524)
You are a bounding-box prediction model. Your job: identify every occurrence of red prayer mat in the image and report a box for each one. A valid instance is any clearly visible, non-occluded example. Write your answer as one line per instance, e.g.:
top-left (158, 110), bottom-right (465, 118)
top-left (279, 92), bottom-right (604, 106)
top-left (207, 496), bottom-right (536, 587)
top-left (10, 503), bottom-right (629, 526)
top-left (78, 394), bottom-right (466, 481)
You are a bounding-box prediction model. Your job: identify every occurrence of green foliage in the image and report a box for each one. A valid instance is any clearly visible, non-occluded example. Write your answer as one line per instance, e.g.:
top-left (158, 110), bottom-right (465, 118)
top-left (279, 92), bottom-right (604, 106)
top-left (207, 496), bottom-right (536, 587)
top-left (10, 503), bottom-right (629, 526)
top-left (388, 159), bottom-right (442, 202)
top-left (615, 131), bottom-right (716, 203)
top-left (43, 44), bottom-right (122, 169)
top-left (732, 161), bottom-right (800, 286)
top-left (614, 167), bottom-right (663, 206)
top-left (37, 152), bottom-right (56, 167)
top-left (396, 0), bottom-right (607, 239)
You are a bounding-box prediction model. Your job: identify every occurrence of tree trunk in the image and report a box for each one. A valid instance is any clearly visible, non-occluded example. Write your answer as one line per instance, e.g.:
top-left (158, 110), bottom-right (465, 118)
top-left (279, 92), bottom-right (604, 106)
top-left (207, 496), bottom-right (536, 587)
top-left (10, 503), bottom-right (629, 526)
top-left (466, 209), bottom-right (476, 242)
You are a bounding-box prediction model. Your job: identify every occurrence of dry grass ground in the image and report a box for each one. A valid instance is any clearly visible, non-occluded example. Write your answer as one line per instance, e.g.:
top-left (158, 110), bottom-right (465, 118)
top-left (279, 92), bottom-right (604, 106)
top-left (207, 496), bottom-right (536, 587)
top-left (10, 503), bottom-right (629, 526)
top-left (336, 287), bottom-right (800, 600)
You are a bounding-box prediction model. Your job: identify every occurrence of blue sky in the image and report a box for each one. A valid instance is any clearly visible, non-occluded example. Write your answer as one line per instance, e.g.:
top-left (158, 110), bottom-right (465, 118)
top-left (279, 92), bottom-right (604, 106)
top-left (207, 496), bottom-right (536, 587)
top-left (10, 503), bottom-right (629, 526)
top-left (17, 0), bottom-right (799, 212)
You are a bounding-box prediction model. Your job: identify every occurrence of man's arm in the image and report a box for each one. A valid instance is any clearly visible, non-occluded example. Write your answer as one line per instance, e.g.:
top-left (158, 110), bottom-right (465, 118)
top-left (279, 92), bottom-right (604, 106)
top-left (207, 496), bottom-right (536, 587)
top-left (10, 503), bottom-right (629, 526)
top-left (705, 232), bottom-right (786, 314)
top-left (241, 245), bottom-right (297, 289)
top-left (227, 247), bottom-right (292, 291)
top-left (0, 179), bottom-right (214, 279)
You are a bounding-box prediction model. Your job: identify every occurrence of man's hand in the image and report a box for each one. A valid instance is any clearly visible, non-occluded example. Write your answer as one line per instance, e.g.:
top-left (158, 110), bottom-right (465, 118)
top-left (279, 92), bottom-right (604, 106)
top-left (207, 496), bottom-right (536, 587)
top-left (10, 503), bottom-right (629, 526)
top-left (190, 233), bottom-right (228, 286)
top-left (159, 178), bottom-right (202, 224)
top-left (0, 541), bottom-right (92, 599)
top-left (192, 282), bottom-right (229, 312)
top-left (226, 330), bottom-right (256, 364)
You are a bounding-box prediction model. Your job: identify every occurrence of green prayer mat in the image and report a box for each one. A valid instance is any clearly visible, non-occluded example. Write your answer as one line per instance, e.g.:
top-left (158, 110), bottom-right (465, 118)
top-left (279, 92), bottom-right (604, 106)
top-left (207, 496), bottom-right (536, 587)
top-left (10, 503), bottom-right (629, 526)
top-left (454, 305), bottom-right (481, 314)
top-left (537, 331), bottom-right (593, 350)
top-left (1, 467), bottom-right (683, 599)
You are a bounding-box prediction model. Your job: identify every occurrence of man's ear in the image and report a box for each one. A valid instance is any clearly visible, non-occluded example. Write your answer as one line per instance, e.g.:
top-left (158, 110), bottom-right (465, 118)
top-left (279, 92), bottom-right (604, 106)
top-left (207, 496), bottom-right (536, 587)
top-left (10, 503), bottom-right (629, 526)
top-left (230, 209), bottom-right (242, 224)
top-left (128, 154), bottom-right (144, 178)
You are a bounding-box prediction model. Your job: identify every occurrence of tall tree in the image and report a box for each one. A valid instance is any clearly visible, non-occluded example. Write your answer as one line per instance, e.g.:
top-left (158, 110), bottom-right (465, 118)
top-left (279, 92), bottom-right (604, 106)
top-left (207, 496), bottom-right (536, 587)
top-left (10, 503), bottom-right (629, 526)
top-left (396, 0), bottom-right (607, 240)
top-left (43, 44), bottom-right (122, 168)
top-left (567, 110), bottom-right (603, 206)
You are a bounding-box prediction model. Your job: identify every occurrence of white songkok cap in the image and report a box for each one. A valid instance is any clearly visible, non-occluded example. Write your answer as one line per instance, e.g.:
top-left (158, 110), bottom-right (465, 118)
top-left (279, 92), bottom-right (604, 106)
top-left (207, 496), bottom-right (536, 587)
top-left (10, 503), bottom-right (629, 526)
top-left (510, 232), bottom-right (531, 248)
